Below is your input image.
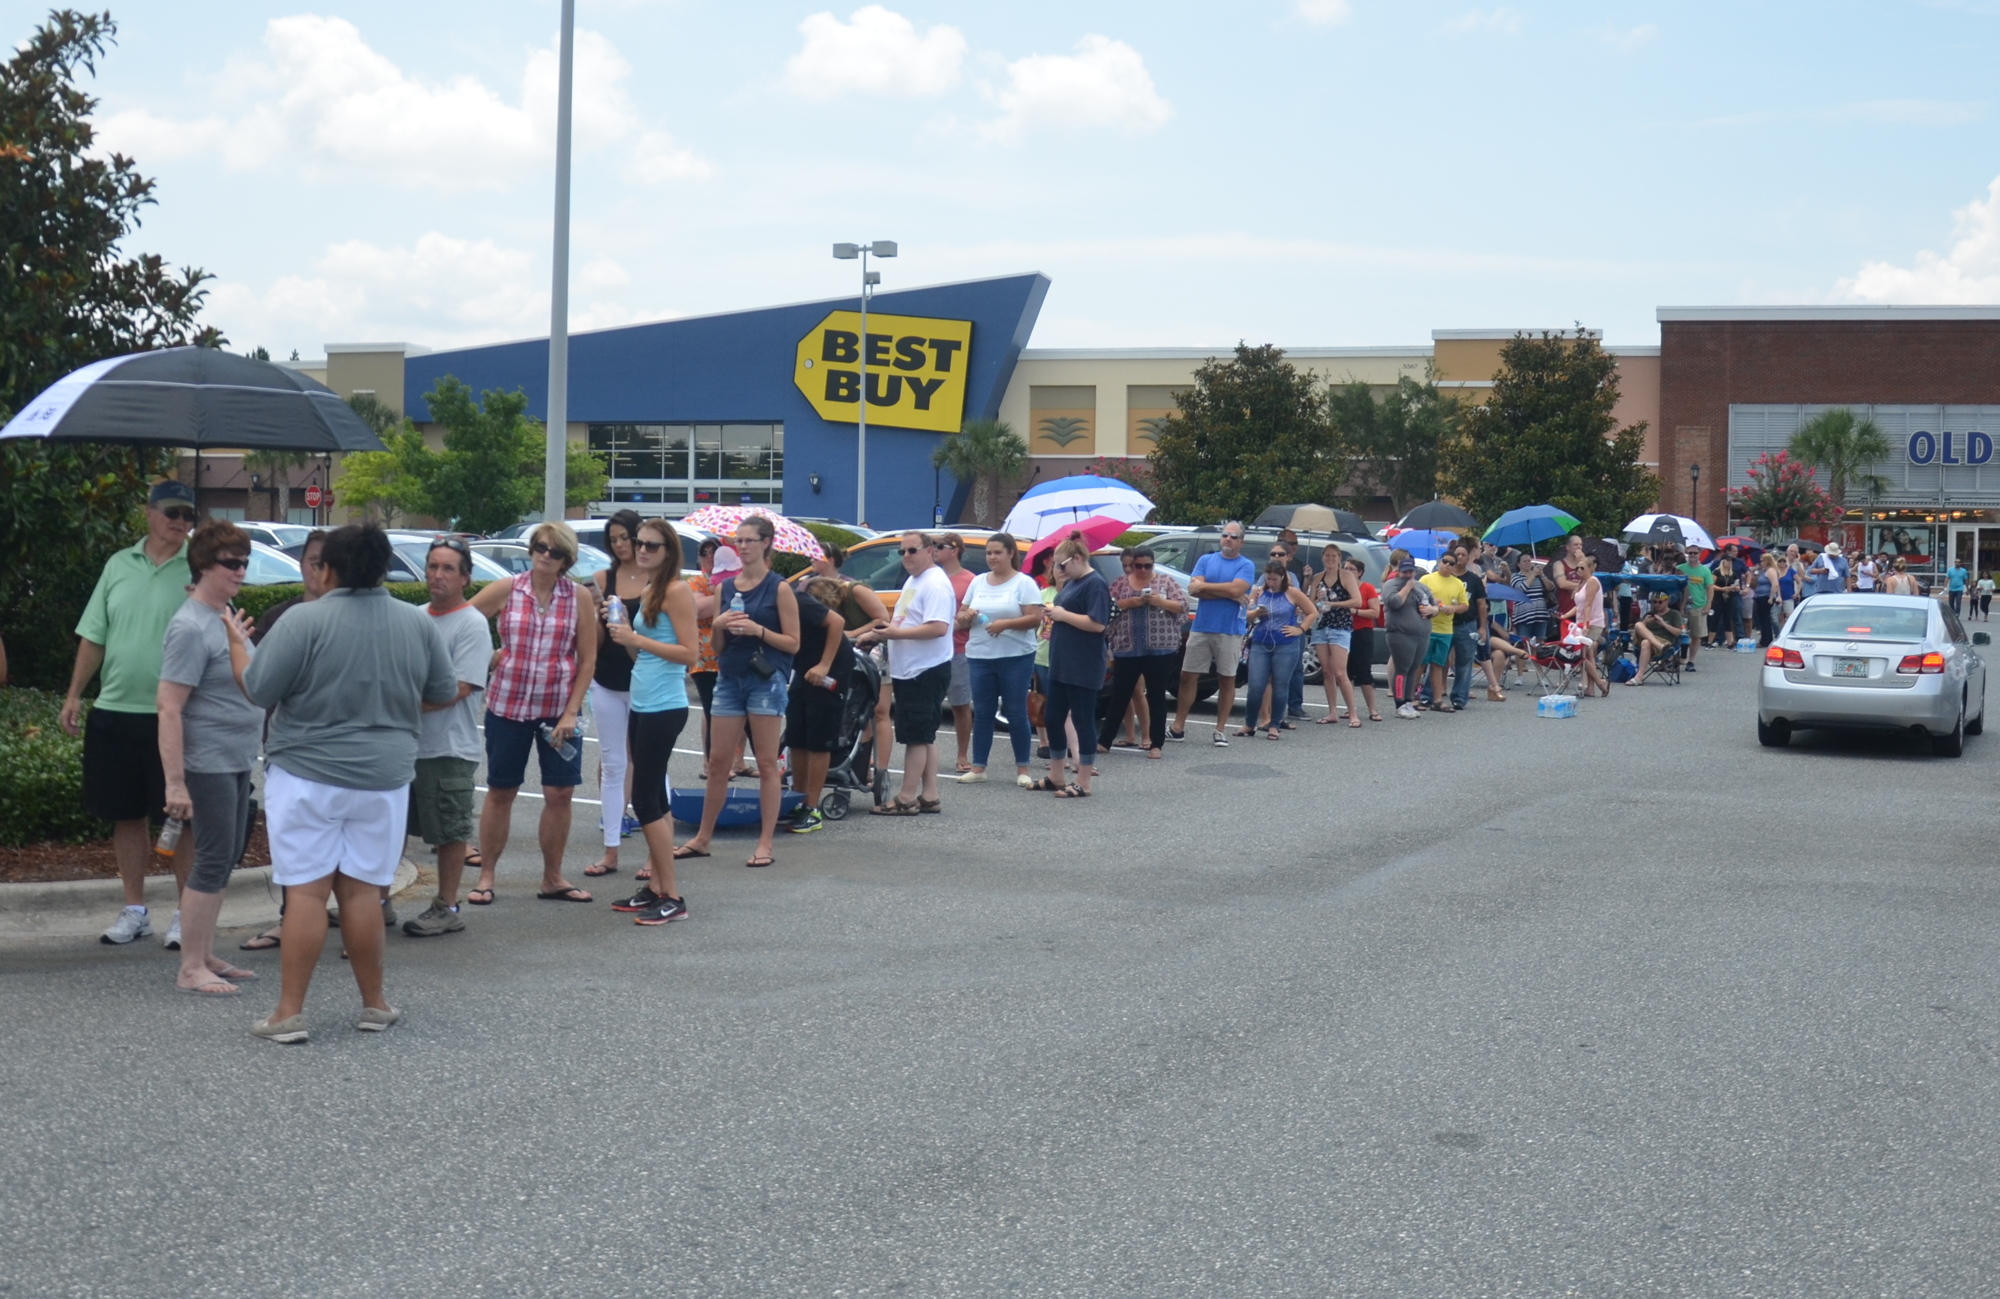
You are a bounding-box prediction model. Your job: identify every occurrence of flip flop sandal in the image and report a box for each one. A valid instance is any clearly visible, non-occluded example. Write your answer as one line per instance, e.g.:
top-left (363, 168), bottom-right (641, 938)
top-left (465, 888), bottom-right (496, 905)
top-left (1315, 716), bottom-right (1342, 725)
top-left (671, 845), bottom-right (712, 860)
top-left (584, 862), bottom-right (619, 877)
top-left (1347, 717), bottom-right (1363, 728)
top-left (462, 850), bottom-right (483, 869)
top-left (745, 854), bottom-right (775, 868)
top-left (1233, 728), bottom-right (1255, 737)
top-left (177, 979), bottom-right (241, 997)
top-left (238, 932), bottom-right (281, 951)
top-left (1026, 777), bottom-right (1062, 792)
top-left (213, 963), bottom-right (258, 981)
top-left (1146, 749), bottom-right (1163, 759)
top-left (870, 799), bottom-right (920, 816)
top-left (636, 867), bottom-right (652, 881)
top-left (1369, 712), bottom-right (1384, 722)
top-left (1265, 729), bottom-right (1283, 741)
top-left (536, 887), bottom-right (594, 902)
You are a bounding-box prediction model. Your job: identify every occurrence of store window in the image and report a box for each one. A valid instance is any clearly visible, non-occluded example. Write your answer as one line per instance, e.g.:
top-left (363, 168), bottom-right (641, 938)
top-left (589, 421), bottom-right (781, 515)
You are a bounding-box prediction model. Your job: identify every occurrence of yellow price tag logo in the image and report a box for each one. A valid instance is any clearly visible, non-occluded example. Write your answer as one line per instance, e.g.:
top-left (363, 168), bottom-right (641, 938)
top-left (794, 311), bottom-right (974, 433)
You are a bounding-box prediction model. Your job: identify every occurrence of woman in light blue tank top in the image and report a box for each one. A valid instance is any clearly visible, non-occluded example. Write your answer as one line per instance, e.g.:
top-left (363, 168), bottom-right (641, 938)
top-left (601, 520), bottom-right (699, 922)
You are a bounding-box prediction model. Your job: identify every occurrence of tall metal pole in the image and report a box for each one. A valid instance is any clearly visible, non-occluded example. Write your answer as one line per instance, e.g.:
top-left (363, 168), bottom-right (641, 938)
top-left (543, 0), bottom-right (575, 522)
top-left (856, 247), bottom-right (870, 528)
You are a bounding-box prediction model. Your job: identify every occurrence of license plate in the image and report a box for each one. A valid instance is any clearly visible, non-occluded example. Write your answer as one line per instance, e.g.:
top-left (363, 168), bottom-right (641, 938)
top-left (1833, 657), bottom-right (1869, 678)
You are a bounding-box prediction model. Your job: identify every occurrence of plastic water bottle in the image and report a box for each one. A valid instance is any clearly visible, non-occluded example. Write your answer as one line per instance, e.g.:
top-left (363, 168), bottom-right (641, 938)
top-left (605, 596), bottom-right (626, 627)
top-left (154, 817), bottom-right (184, 858)
top-left (729, 593), bottom-right (746, 616)
top-left (538, 721), bottom-right (582, 764)
top-left (972, 610), bottom-right (991, 627)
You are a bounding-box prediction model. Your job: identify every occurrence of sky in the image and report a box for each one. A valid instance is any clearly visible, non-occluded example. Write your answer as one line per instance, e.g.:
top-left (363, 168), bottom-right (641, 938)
top-left (25, 0), bottom-right (2000, 357)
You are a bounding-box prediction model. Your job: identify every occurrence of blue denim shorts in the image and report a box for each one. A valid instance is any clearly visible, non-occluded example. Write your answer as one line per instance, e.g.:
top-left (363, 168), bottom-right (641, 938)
top-left (485, 710), bottom-right (583, 790)
top-left (1309, 626), bottom-right (1352, 649)
top-left (711, 669), bottom-right (789, 717)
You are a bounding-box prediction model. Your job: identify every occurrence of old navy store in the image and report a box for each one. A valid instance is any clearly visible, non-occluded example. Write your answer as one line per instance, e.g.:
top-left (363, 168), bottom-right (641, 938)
top-left (1728, 403), bottom-right (2000, 580)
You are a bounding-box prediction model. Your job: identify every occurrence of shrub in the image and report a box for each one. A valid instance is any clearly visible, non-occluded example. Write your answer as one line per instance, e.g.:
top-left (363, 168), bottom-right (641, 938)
top-left (798, 521), bottom-right (865, 553)
top-left (0, 688), bottom-right (110, 846)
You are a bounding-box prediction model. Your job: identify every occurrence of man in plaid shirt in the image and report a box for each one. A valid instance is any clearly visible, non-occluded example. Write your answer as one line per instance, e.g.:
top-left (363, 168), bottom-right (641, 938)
top-left (1096, 546), bottom-right (1187, 759)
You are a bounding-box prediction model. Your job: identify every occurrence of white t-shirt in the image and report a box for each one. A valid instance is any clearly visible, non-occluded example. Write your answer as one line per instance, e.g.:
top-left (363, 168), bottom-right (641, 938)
top-left (962, 571), bottom-right (1042, 660)
top-left (418, 603), bottom-right (492, 762)
top-left (889, 564), bottom-right (956, 679)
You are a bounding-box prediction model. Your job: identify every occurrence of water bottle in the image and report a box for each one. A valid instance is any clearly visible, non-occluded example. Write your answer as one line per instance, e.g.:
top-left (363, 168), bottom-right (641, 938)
top-left (729, 593), bottom-right (746, 616)
top-left (538, 721), bottom-right (582, 764)
top-left (972, 610), bottom-right (991, 627)
top-left (605, 595), bottom-right (626, 627)
top-left (154, 816), bottom-right (184, 858)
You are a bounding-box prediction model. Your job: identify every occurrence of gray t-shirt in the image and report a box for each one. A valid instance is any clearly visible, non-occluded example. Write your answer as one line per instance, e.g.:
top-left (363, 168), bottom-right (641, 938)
top-left (245, 587), bottom-right (459, 790)
top-left (157, 599), bottom-right (264, 773)
top-left (419, 603), bottom-right (492, 762)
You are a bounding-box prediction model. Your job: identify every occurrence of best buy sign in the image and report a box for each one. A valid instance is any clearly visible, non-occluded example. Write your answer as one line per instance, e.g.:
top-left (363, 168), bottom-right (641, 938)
top-left (794, 311), bottom-right (974, 433)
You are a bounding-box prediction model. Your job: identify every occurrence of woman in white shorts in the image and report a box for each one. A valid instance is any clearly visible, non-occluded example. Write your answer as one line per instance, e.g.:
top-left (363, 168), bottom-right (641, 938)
top-left (234, 524), bottom-right (458, 1044)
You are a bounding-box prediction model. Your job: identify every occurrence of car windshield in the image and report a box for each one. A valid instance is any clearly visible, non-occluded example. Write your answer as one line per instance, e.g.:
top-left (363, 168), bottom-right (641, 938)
top-left (1791, 605), bottom-right (1931, 641)
top-left (840, 543), bottom-right (910, 591)
top-left (244, 544), bottom-right (301, 585)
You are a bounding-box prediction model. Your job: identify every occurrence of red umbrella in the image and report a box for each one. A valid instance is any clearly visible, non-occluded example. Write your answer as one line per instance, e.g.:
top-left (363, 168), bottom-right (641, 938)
top-left (1023, 514), bottom-right (1133, 576)
top-left (1704, 535), bottom-right (1764, 560)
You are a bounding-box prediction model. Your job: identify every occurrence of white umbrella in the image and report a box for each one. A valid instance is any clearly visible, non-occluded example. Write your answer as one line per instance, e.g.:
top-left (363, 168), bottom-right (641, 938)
top-left (1001, 474), bottom-right (1155, 540)
top-left (1623, 512), bottom-right (1716, 551)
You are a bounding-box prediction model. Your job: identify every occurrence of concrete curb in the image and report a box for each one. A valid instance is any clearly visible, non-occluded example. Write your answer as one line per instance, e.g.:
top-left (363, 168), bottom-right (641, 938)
top-left (0, 858), bottom-right (421, 946)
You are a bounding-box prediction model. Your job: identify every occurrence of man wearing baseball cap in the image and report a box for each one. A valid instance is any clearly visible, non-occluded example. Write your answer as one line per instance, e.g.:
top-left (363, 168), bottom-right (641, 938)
top-left (61, 480), bottom-right (198, 947)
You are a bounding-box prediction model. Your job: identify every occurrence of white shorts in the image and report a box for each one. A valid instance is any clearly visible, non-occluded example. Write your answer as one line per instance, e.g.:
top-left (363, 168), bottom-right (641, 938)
top-left (265, 763), bottom-right (408, 888)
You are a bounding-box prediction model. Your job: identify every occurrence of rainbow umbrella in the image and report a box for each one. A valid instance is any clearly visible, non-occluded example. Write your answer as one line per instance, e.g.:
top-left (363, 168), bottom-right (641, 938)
top-left (677, 506), bottom-right (825, 559)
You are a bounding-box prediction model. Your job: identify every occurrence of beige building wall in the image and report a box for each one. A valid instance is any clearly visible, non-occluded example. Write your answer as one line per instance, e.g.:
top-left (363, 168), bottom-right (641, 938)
top-left (323, 343), bottom-right (426, 416)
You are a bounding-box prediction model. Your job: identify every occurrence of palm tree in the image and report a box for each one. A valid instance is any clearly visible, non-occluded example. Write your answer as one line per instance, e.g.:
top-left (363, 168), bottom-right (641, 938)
top-left (243, 448), bottom-right (312, 521)
top-left (932, 418), bottom-right (1028, 526)
top-left (1788, 408), bottom-right (1891, 516)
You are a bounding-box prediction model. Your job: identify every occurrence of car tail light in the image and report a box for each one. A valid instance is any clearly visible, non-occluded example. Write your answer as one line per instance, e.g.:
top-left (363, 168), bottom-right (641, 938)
top-left (1765, 646), bottom-right (1804, 669)
top-left (1897, 652), bottom-right (1946, 675)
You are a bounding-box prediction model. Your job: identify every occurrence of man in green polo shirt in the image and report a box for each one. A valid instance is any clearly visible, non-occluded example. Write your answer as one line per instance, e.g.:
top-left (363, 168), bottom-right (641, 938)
top-left (1675, 548), bottom-right (1713, 673)
top-left (61, 480), bottom-right (196, 945)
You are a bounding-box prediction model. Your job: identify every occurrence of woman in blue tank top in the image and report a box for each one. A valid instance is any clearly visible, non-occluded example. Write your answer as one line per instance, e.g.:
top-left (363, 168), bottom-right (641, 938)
top-left (602, 519), bottom-right (698, 925)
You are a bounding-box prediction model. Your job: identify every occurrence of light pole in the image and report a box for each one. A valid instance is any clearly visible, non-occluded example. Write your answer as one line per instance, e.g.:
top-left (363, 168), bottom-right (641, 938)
top-left (832, 240), bottom-right (896, 527)
top-left (543, 0), bottom-right (576, 523)
top-left (1689, 462), bottom-right (1700, 527)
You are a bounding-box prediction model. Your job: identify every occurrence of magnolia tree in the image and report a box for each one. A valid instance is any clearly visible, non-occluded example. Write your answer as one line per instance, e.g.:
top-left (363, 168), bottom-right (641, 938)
top-left (1727, 450), bottom-right (1837, 535)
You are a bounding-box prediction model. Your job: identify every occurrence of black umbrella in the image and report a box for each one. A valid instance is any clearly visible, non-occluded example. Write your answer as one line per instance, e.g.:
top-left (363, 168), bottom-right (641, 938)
top-left (1396, 500), bottom-right (1478, 531)
top-left (0, 347), bottom-right (385, 452)
top-left (1253, 503), bottom-right (1373, 536)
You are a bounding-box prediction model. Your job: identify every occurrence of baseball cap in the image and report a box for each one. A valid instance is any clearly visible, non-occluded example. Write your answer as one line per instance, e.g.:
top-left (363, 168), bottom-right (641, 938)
top-left (148, 480), bottom-right (196, 507)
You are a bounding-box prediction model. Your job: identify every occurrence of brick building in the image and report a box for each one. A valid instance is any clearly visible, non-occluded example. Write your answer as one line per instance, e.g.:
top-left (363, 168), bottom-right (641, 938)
top-left (1659, 305), bottom-right (2000, 583)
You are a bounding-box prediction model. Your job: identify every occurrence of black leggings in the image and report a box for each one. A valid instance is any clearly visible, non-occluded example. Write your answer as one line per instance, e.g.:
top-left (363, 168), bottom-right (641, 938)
top-left (1043, 678), bottom-right (1100, 764)
top-left (1387, 631), bottom-right (1429, 705)
top-left (1098, 653), bottom-right (1175, 750)
top-left (629, 707), bottom-right (689, 828)
top-left (691, 671), bottom-right (716, 755)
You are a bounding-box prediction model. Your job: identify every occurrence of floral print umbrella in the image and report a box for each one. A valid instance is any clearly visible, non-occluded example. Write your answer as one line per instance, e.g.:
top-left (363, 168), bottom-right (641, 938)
top-left (677, 506), bottom-right (825, 559)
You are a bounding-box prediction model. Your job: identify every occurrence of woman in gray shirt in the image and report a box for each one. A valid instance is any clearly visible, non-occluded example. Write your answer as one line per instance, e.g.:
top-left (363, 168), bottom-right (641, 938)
top-left (1380, 549), bottom-right (1438, 720)
top-left (157, 521), bottom-right (266, 996)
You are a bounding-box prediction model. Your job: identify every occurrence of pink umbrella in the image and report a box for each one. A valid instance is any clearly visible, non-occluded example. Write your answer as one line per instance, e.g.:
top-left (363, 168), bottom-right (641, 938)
top-left (1022, 514), bottom-right (1134, 576)
top-left (678, 505), bottom-right (825, 559)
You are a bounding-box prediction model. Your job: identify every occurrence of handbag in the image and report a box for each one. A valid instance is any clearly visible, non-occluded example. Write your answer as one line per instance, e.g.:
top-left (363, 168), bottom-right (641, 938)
top-left (747, 645), bottom-right (777, 678)
top-left (1027, 685), bottom-right (1046, 729)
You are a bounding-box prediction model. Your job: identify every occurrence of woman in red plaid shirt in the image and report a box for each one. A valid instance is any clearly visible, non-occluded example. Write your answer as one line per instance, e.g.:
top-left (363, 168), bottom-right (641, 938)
top-left (465, 521), bottom-right (601, 904)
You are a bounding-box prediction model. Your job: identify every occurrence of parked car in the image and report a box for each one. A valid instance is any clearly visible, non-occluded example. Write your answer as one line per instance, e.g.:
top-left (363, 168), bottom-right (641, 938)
top-left (471, 540), bottom-right (612, 579)
top-left (1758, 594), bottom-right (1986, 755)
top-left (238, 522), bottom-right (316, 551)
top-left (242, 540), bottom-right (304, 586)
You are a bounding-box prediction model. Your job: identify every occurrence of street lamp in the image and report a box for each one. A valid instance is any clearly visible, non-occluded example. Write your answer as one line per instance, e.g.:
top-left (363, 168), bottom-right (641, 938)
top-left (832, 239), bottom-right (897, 527)
top-left (1689, 462), bottom-right (1700, 524)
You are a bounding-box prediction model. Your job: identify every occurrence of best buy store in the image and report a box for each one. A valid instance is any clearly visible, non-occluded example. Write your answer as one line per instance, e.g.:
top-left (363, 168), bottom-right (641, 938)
top-left (294, 274), bottom-right (1667, 529)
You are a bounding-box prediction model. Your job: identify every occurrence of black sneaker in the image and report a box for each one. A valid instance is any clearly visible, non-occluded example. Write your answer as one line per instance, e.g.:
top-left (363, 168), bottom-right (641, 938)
top-left (633, 895), bottom-right (688, 926)
top-left (1685, 664), bottom-right (1698, 673)
top-left (1212, 731), bottom-right (1229, 747)
top-left (611, 887), bottom-right (662, 913)
top-left (1166, 729), bottom-right (1187, 743)
top-left (788, 808), bottom-right (824, 835)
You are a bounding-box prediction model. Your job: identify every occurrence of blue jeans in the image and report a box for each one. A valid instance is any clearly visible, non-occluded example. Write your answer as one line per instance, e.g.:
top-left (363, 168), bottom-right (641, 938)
top-left (968, 652), bottom-right (1034, 768)
top-left (1287, 645), bottom-right (1307, 717)
top-left (1244, 636), bottom-right (1303, 729)
top-left (1449, 627), bottom-right (1478, 708)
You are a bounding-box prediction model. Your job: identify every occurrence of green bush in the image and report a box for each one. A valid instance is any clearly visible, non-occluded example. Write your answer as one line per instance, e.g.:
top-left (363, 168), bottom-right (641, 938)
top-left (0, 688), bottom-right (110, 846)
top-left (799, 521), bottom-right (866, 554)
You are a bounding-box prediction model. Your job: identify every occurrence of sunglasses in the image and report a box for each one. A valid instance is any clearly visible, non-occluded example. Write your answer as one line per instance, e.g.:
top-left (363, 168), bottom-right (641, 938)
top-left (1132, 562), bottom-right (1154, 571)
top-left (161, 507), bottom-right (196, 523)
top-left (1221, 533), bottom-right (1243, 541)
top-left (214, 556), bottom-right (248, 572)
top-left (530, 541), bottom-right (569, 559)
top-left (900, 546), bottom-right (924, 555)
top-left (634, 538), bottom-right (667, 553)
top-left (431, 535), bottom-right (470, 558)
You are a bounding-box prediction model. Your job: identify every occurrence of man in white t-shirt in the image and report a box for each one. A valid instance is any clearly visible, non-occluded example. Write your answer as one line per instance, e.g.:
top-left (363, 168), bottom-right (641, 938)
top-left (402, 539), bottom-right (492, 938)
top-left (857, 531), bottom-right (954, 814)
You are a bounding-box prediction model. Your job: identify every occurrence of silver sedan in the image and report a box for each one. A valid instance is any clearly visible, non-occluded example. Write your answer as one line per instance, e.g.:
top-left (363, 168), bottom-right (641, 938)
top-left (1757, 594), bottom-right (1987, 755)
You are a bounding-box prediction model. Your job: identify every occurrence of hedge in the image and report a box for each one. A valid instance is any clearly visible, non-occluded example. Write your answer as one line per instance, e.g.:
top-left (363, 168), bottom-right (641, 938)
top-left (0, 688), bottom-right (111, 847)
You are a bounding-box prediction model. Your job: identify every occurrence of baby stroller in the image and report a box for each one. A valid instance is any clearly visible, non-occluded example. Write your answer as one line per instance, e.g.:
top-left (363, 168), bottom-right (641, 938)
top-left (818, 652), bottom-right (886, 820)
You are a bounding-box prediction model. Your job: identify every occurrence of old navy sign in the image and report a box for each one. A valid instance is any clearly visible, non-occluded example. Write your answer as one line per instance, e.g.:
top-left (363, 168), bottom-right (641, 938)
top-left (1908, 430), bottom-right (1994, 465)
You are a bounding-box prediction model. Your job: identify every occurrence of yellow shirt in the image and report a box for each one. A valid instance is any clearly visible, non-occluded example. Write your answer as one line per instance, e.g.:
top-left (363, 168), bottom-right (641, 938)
top-left (1419, 571), bottom-right (1465, 636)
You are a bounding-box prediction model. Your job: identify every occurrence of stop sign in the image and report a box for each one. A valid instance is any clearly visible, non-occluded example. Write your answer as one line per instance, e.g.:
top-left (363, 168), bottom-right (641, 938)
top-left (304, 485), bottom-right (323, 508)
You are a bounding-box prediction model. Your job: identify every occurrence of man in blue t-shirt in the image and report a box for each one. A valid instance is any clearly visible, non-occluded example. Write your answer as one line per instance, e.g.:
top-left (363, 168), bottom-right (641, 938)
top-left (1171, 523), bottom-right (1257, 746)
top-left (1947, 558), bottom-right (1970, 615)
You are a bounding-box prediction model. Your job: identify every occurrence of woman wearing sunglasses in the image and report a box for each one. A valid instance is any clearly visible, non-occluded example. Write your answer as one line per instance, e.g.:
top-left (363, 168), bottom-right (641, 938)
top-left (584, 509), bottom-right (646, 878)
top-left (156, 520), bottom-right (264, 996)
top-left (1034, 533), bottom-right (1110, 798)
top-left (465, 521), bottom-right (601, 904)
top-left (672, 515), bottom-right (801, 869)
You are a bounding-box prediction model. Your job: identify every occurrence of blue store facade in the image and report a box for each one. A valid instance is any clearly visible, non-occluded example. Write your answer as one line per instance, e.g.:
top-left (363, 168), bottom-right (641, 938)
top-left (402, 273), bottom-right (1049, 529)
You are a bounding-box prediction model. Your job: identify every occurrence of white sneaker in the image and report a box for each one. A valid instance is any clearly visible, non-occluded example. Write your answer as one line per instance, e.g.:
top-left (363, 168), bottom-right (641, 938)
top-left (162, 910), bottom-right (182, 950)
top-left (100, 905), bottom-right (152, 945)
top-left (958, 770), bottom-right (988, 783)
top-left (1396, 703), bottom-right (1420, 719)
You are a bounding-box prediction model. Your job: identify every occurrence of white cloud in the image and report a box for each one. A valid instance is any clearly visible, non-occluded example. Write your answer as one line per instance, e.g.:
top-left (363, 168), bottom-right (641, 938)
top-left (1604, 23), bottom-right (1658, 51)
top-left (1442, 8), bottom-right (1522, 35)
top-left (982, 35), bottom-right (1172, 143)
top-left (783, 6), bottom-right (967, 98)
top-left (1296, 0), bottom-right (1354, 26)
top-left (95, 15), bottom-right (708, 191)
top-left (1838, 176), bottom-right (2000, 303)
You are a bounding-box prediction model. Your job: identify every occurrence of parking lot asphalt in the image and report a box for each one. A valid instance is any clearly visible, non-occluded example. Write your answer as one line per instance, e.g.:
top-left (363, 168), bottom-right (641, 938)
top-left (4, 648), bottom-right (1997, 1297)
